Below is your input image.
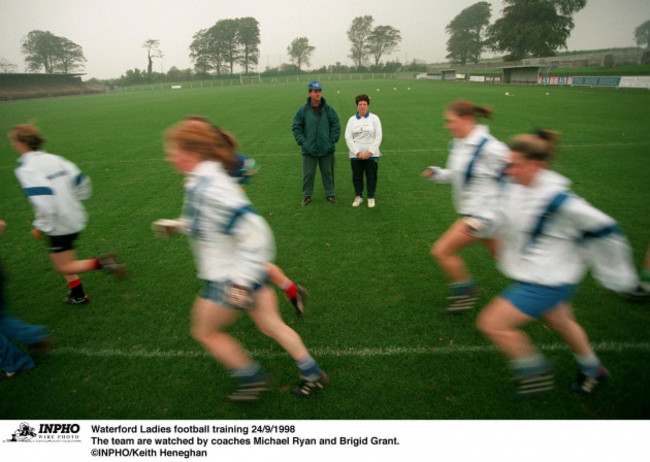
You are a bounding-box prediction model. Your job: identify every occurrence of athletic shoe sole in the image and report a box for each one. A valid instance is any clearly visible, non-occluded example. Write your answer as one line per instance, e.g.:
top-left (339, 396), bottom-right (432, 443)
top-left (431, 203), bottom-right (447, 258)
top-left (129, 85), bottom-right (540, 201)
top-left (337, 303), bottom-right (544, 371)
top-left (292, 372), bottom-right (329, 397)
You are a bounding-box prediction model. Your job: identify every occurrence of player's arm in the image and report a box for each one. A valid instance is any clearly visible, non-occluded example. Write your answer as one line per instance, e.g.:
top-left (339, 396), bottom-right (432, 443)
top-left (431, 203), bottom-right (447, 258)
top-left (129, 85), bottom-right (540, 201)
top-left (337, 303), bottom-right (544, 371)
top-left (565, 197), bottom-right (639, 293)
top-left (421, 166), bottom-right (454, 183)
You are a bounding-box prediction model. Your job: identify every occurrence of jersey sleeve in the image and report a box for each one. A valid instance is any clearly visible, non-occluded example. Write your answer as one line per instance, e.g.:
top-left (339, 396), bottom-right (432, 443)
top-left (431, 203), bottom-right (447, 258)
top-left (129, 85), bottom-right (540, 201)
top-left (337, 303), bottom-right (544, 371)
top-left (565, 197), bottom-right (639, 293)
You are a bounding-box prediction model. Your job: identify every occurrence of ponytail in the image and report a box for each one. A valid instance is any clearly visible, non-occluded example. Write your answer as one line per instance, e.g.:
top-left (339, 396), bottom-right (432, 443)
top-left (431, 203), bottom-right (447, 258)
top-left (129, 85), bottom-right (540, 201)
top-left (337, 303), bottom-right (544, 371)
top-left (10, 124), bottom-right (46, 151)
top-left (447, 100), bottom-right (494, 120)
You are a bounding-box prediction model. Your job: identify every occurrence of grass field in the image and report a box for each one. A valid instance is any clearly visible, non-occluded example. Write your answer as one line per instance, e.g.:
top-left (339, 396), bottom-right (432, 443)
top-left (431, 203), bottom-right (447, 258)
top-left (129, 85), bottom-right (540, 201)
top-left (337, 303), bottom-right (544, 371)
top-left (0, 79), bottom-right (649, 420)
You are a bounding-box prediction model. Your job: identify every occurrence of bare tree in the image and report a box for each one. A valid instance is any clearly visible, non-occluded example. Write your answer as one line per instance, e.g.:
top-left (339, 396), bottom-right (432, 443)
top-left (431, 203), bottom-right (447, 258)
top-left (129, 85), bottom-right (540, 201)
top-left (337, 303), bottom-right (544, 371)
top-left (0, 58), bottom-right (18, 73)
top-left (143, 39), bottom-right (163, 74)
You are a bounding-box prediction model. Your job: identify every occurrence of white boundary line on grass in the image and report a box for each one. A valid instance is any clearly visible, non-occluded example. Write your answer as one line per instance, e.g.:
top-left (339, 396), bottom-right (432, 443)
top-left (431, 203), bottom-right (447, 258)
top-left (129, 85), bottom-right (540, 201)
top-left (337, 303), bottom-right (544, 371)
top-left (51, 341), bottom-right (650, 360)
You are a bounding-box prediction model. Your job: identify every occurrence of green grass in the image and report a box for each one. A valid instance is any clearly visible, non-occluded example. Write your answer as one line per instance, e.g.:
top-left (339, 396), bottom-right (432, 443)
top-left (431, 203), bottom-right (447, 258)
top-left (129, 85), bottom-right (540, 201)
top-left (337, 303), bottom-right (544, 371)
top-left (0, 80), bottom-right (649, 420)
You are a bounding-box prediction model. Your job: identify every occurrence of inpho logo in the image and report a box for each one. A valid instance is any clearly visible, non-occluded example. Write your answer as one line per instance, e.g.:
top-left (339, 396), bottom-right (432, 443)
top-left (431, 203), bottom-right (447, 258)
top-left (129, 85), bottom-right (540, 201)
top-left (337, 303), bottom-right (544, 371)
top-left (39, 424), bottom-right (81, 434)
top-left (3, 422), bottom-right (82, 443)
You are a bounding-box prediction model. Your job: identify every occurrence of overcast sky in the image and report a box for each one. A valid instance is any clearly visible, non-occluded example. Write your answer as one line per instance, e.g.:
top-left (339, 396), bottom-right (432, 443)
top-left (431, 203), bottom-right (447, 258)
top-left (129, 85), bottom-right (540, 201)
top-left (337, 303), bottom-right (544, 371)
top-left (1, 0), bottom-right (649, 80)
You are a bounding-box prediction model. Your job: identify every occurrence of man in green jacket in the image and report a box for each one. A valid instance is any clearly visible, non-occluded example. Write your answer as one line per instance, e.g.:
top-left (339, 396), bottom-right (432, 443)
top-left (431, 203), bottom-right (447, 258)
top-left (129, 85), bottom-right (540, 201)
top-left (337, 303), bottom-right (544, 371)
top-left (292, 80), bottom-right (341, 205)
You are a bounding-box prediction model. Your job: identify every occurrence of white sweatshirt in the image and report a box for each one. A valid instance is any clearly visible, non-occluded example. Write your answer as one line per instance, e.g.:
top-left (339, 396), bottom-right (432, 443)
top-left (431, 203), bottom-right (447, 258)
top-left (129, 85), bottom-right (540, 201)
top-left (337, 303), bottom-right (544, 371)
top-left (474, 169), bottom-right (638, 292)
top-left (345, 112), bottom-right (383, 159)
top-left (14, 151), bottom-right (92, 236)
top-left (429, 124), bottom-right (510, 215)
top-left (182, 160), bottom-right (275, 288)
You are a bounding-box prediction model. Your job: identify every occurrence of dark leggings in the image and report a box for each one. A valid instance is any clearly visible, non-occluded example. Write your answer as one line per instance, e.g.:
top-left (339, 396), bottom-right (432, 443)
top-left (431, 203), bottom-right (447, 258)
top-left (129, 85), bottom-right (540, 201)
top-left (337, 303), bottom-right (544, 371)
top-left (351, 158), bottom-right (378, 198)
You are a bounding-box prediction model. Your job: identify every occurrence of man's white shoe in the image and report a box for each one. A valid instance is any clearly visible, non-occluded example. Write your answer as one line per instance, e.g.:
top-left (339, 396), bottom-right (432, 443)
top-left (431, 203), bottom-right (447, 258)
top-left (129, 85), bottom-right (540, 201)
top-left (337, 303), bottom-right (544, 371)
top-left (368, 198), bottom-right (375, 208)
top-left (352, 196), bottom-right (363, 207)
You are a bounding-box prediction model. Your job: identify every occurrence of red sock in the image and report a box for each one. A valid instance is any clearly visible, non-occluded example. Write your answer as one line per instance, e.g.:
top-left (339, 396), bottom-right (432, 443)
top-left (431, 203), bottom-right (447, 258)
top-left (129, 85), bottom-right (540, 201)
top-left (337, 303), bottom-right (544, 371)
top-left (92, 258), bottom-right (102, 270)
top-left (279, 279), bottom-right (298, 299)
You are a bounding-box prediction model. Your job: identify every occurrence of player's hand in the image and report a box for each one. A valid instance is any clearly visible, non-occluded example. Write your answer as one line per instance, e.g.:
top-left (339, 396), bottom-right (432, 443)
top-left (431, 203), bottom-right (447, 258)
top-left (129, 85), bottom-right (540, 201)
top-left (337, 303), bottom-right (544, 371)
top-left (30, 228), bottom-right (43, 240)
top-left (421, 167), bottom-right (436, 178)
top-left (225, 284), bottom-right (255, 310)
top-left (151, 219), bottom-right (184, 237)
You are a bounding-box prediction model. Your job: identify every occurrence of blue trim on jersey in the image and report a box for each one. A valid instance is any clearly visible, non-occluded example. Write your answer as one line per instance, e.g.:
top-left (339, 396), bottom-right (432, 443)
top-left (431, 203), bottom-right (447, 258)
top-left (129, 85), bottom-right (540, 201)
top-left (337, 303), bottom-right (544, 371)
top-left (581, 224), bottom-right (621, 240)
top-left (525, 191), bottom-right (570, 250)
top-left (223, 205), bottom-right (258, 235)
top-left (23, 186), bottom-right (53, 197)
top-left (45, 170), bottom-right (68, 180)
top-left (464, 137), bottom-right (489, 185)
top-left (74, 173), bottom-right (87, 186)
top-left (497, 164), bottom-right (511, 185)
top-left (355, 111), bottom-right (371, 120)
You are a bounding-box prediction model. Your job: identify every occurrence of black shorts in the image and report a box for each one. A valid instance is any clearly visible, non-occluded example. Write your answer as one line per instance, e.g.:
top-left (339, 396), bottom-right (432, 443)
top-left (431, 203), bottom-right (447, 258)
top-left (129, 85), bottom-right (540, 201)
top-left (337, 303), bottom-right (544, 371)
top-left (48, 233), bottom-right (79, 253)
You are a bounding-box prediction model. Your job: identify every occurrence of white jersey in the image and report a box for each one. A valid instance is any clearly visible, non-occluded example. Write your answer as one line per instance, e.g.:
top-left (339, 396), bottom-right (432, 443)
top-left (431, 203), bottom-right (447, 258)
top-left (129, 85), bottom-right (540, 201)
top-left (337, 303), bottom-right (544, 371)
top-left (475, 169), bottom-right (638, 292)
top-left (14, 151), bottom-right (92, 236)
top-left (429, 124), bottom-right (509, 215)
top-left (181, 160), bottom-right (275, 288)
top-left (344, 111), bottom-right (383, 158)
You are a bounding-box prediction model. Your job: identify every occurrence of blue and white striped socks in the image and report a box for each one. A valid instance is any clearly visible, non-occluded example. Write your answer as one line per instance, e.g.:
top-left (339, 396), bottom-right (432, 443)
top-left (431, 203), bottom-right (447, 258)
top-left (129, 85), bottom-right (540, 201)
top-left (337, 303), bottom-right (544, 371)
top-left (296, 355), bottom-right (322, 381)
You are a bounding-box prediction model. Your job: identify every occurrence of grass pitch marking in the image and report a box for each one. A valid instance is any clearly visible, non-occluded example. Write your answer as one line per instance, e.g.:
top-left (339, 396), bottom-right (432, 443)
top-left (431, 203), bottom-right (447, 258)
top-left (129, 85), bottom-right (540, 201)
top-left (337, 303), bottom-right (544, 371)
top-left (51, 341), bottom-right (650, 360)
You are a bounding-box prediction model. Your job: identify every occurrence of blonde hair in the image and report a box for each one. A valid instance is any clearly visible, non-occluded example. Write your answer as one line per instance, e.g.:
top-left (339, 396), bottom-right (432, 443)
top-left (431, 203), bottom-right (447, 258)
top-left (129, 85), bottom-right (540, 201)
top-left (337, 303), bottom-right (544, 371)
top-left (9, 124), bottom-right (45, 150)
top-left (508, 129), bottom-right (561, 162)
top-left (447, 100), bottom-right (493, 120)
top-left (165, 118), bottom-right (238, 167)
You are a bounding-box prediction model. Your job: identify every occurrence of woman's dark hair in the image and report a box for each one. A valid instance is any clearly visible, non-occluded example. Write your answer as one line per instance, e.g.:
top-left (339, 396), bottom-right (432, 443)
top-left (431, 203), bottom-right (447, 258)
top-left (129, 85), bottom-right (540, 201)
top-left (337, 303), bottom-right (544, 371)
top-left (355, 94), bottom-right (370, 105)
top-left (508, 129), bottom-right (561, 162)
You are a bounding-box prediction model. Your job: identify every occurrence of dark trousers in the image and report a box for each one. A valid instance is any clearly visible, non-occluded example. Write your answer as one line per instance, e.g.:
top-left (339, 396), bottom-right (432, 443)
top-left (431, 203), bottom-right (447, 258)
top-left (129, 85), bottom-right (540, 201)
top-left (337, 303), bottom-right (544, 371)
top-left (302, 154), bottom-right (335, 197)
top-left (351, 158), bottom-right (378, 198)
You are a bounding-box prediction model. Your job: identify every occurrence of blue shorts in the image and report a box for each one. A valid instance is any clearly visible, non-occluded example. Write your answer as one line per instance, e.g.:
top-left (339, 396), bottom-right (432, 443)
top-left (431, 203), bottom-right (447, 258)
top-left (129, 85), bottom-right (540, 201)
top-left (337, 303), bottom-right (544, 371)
top-left (501, 282), bottom-right (577, 318)
top-left (199, 280), bottom-right (265, 311)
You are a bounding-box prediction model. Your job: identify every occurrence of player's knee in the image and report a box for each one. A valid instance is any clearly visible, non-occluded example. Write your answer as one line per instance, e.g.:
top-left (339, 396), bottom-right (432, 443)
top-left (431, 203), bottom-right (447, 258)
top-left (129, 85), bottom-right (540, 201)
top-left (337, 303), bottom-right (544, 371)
top-left (431, 242), bottom-right (446, 260)
top-left (476, 312), bottom-right (496, 336)
top-left (190, 324), bottom-right (207, 343)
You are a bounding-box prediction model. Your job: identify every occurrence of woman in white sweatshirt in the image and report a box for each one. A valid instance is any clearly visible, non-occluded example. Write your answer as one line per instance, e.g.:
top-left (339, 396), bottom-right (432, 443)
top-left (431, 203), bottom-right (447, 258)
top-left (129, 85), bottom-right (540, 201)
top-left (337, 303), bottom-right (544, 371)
top-left (468, 130), bottom-right (641, 396)
top-left (345, 94), bottom-right (383, 208)
top-left (421, 100), bottom-right (510, 312)
top-left (10, 124), bottom-right (125, 305)
top-left (156, 119), bottom-right (328, 401)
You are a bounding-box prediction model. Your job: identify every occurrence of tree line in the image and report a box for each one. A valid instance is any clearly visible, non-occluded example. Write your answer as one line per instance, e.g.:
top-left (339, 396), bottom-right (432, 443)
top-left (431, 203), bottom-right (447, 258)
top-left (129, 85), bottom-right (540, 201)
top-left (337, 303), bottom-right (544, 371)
top-left (4, 1), bottom-right (650, 80)
top-left (446, 0), bottom-right (589, 64)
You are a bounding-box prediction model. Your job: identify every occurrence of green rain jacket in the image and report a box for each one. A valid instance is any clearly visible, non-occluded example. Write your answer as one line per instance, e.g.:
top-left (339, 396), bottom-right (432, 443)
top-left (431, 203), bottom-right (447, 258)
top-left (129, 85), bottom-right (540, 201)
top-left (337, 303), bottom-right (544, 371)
top-left (292, 97), bottom-right (340, 157)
